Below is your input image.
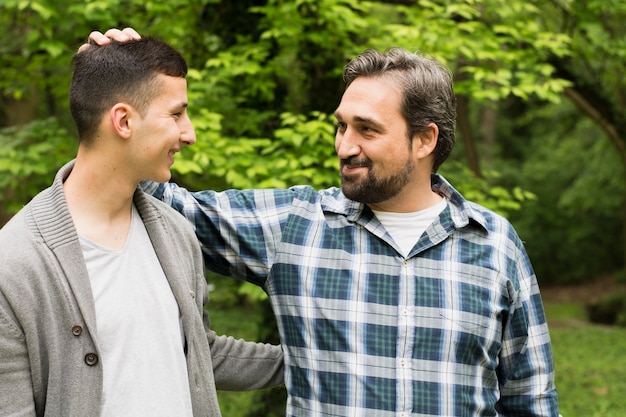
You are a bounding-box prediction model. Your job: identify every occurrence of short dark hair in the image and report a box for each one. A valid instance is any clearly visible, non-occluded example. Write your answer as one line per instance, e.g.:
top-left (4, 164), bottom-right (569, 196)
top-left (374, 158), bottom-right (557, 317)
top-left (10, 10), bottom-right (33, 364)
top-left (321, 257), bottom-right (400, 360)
top-left (69, 37), bottom-right (188, 144)
top-left (343, 48), bottom-right (456, 172)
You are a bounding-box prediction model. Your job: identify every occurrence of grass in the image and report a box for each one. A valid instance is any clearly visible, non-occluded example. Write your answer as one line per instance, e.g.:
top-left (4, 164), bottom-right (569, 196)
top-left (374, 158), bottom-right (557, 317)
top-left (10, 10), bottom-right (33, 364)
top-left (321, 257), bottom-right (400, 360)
top-left (546, 301), bottom-right (626, 417)
top-left (551, 326), bottom-right (626, 416)
top-left (208, 282), bottom-right (626, 416)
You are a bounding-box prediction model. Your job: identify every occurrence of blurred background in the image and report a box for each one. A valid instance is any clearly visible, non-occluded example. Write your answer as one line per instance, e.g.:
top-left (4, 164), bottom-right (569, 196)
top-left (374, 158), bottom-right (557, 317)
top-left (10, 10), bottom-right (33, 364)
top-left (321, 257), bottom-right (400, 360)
top-left (1, 0), bottom-right (625, 415)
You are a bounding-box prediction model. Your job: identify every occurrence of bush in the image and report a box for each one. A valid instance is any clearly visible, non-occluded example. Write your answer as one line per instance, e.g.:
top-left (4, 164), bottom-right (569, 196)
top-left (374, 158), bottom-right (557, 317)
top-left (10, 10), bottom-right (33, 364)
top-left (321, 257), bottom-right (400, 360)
top-left (586, 291), bottom-right (626, 327)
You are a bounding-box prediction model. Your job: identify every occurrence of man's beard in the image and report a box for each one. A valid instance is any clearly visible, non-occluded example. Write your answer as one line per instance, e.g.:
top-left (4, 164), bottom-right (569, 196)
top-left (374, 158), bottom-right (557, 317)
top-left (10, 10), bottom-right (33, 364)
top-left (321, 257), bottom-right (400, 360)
top-left (340, 157), bottom-right (414, 204)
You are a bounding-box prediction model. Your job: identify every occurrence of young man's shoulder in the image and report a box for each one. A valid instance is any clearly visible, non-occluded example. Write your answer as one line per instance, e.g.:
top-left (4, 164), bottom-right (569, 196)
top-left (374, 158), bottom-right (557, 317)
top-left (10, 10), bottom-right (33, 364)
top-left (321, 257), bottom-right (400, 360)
top-left (136, 189), bottom-right (197, 237)
top-left (0, 196), bottom-right (55, 286)
top-left (0, 187), bottom-right (52, 250)
top-left (0, 210), bottom-right (29, 253)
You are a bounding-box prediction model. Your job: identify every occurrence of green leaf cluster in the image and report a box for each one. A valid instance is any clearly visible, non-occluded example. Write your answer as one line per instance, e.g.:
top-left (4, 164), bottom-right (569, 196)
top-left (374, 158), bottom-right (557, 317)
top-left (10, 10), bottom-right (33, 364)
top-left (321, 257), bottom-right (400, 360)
top-left (0, 118), bottom-right (75, 213)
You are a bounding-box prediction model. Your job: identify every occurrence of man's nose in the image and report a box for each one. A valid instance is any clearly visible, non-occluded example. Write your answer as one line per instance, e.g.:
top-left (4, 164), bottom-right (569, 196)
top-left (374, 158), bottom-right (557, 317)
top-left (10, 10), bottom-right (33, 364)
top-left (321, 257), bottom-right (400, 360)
top-left (335, 127), bottom-right (360, 159)
top-left (180, 115), bottom-right (196, 146)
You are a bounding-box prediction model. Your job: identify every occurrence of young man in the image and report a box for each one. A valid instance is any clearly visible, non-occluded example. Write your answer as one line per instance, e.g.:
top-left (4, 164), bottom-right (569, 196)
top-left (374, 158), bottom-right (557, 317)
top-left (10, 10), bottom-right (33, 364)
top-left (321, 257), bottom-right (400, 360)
top-left (0, 37), bottom-right (283, 417)
top-left (90, 30), bottom-right (560, 416)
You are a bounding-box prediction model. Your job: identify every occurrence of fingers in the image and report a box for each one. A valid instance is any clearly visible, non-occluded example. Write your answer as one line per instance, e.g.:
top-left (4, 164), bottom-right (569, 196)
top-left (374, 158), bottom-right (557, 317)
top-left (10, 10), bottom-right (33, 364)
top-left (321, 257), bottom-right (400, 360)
top-left (88, 31), bottom-right (110, 46)
top-left (120, 27), bottom-right (141, 40)
top-left (78, 27), bottom-right (142, 53)
top-left (103, 27), bottom-right (141, 42)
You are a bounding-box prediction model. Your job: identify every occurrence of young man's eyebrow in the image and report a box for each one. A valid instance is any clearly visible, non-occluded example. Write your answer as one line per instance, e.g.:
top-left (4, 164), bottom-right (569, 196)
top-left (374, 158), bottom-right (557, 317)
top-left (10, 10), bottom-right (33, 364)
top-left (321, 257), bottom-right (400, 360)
top-left (171, 102), bottom-right (188, 112)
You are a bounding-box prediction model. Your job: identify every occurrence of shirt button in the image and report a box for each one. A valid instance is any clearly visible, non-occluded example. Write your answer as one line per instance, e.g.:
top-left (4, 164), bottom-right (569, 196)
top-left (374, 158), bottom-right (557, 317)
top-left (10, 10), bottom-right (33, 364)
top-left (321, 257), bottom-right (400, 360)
top-left (71, 325), bottom-right (82, 336)
top-left (84, 353), bottom-right (99, 366)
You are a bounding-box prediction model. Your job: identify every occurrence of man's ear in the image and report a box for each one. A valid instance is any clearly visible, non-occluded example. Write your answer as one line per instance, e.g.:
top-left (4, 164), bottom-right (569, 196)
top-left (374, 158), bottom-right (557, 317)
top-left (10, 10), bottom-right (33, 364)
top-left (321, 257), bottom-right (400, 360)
top-left (413, 122), bottom-right (439, 159)
top-left (109, 103), bottom-right (134, 139)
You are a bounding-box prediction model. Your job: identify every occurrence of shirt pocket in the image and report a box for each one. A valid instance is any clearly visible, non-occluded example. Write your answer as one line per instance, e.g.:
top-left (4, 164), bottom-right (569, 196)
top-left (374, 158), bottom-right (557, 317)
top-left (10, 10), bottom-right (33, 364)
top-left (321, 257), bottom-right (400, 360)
top-left (438, 306), bottom-right (502, 370)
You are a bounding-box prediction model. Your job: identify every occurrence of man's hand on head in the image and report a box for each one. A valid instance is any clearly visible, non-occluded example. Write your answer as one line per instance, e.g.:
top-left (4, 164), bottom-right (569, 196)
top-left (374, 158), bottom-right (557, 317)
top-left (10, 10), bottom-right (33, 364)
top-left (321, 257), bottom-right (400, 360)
top-left (78, 27), bottom-right (142, 52)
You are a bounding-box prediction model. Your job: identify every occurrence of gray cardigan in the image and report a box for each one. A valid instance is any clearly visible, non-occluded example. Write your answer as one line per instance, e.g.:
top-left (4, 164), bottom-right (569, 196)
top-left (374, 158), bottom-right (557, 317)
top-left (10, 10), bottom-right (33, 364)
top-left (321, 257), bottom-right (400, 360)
top-left (0, 161), bottom-right (283, 417)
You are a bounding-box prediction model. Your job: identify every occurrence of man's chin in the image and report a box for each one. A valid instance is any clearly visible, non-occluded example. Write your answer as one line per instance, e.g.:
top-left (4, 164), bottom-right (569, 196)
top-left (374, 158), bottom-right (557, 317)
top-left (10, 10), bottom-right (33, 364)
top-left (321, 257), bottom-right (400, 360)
top-left (340, 182), bottom-right (364, 202)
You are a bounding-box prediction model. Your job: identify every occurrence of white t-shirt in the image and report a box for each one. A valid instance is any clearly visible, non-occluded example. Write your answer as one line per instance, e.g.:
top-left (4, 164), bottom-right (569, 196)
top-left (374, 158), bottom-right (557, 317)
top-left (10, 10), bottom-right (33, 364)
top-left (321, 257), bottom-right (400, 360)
top-left (372, 197), bottom-right (447, 257)
top-left (80, 205), bottom-right (193, 417)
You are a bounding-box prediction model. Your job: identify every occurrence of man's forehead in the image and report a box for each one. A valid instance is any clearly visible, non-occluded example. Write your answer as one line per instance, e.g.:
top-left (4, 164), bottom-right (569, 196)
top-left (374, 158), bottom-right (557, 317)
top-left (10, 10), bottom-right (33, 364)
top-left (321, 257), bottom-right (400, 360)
top-left (335, 90), bottom-right (401, 127)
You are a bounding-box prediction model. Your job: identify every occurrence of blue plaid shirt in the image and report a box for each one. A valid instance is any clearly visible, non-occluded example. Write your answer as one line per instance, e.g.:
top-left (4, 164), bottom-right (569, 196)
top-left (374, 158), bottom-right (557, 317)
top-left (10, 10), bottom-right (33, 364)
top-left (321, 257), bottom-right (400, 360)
top-left (144, 174), bottom-right (559, 416)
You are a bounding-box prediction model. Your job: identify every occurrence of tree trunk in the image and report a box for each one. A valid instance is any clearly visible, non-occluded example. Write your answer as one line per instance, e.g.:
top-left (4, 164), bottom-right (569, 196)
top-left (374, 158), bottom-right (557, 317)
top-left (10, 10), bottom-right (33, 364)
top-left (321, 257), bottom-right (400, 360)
top-left (479, 103), bottom-right (498, 164)
top-left (1, 87), bottom-right (39, 127)
top-left (456, 94), bottom-right (481, 177)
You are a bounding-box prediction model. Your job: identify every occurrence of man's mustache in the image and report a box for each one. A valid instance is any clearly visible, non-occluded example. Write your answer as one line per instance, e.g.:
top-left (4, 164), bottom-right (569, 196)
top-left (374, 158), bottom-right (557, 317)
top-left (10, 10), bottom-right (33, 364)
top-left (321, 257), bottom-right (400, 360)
top-left (340, 157), bottom-right (372, 169)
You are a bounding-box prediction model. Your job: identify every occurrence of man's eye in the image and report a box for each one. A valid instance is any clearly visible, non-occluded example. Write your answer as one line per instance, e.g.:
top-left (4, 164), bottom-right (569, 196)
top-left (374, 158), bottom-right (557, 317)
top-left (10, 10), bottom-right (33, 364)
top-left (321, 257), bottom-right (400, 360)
top-left (336, 122), bottom-right (346, 131)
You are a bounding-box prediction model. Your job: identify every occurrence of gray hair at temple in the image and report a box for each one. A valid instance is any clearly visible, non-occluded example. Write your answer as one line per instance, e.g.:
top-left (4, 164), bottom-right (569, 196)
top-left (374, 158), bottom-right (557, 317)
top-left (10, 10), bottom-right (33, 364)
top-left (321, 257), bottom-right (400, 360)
top-left (343, 48), bottom-right (456, 172)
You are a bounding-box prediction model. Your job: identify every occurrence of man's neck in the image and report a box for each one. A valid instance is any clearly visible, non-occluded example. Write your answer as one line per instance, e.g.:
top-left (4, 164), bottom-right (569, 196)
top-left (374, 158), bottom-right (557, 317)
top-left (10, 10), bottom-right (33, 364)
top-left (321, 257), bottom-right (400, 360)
top-left (63, 156), bottom-right (137, 249)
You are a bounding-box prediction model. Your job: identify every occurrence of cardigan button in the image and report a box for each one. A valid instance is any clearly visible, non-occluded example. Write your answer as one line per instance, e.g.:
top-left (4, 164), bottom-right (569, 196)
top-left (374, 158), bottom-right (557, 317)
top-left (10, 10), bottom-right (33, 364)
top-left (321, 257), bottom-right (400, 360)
top-left (71, 325), bottom-right (82, 336)
top-left (84, 353), bottom-right (99, 366)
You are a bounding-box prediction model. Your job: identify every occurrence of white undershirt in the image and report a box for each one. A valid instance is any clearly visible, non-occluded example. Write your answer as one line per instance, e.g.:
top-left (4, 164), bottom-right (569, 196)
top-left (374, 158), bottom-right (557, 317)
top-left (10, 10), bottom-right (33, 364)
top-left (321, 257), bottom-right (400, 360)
top-left (372, 197), bottom-right (447, 257)
top-left (80, 204), bottom-right (193, 417)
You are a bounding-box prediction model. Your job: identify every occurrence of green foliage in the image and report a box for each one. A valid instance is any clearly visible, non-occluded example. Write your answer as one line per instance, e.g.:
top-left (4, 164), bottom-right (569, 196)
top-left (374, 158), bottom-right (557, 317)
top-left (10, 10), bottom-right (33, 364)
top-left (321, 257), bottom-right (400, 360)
top-left (171, 109), bottom-right (337, 191)
top-left (0, 118), bottom-right (75, 214)
top-left (506, 101), bottom-right (623, 284)
top-left (559, 0), bottom-right (626, 112)
top-left (0, 0), bottom-right (209, 117)
top-left (441, 161), bottom-right (535, 218)
top-left (372, 0), bottom-right (573, 103)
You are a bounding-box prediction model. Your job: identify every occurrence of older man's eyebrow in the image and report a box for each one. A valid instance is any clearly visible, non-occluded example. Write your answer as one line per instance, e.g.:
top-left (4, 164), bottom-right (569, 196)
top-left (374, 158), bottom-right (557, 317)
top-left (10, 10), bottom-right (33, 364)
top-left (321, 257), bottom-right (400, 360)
top-left (334, 111), bottom-right (382, 126)
top-left (355, 115), bottom-right (383, 127)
